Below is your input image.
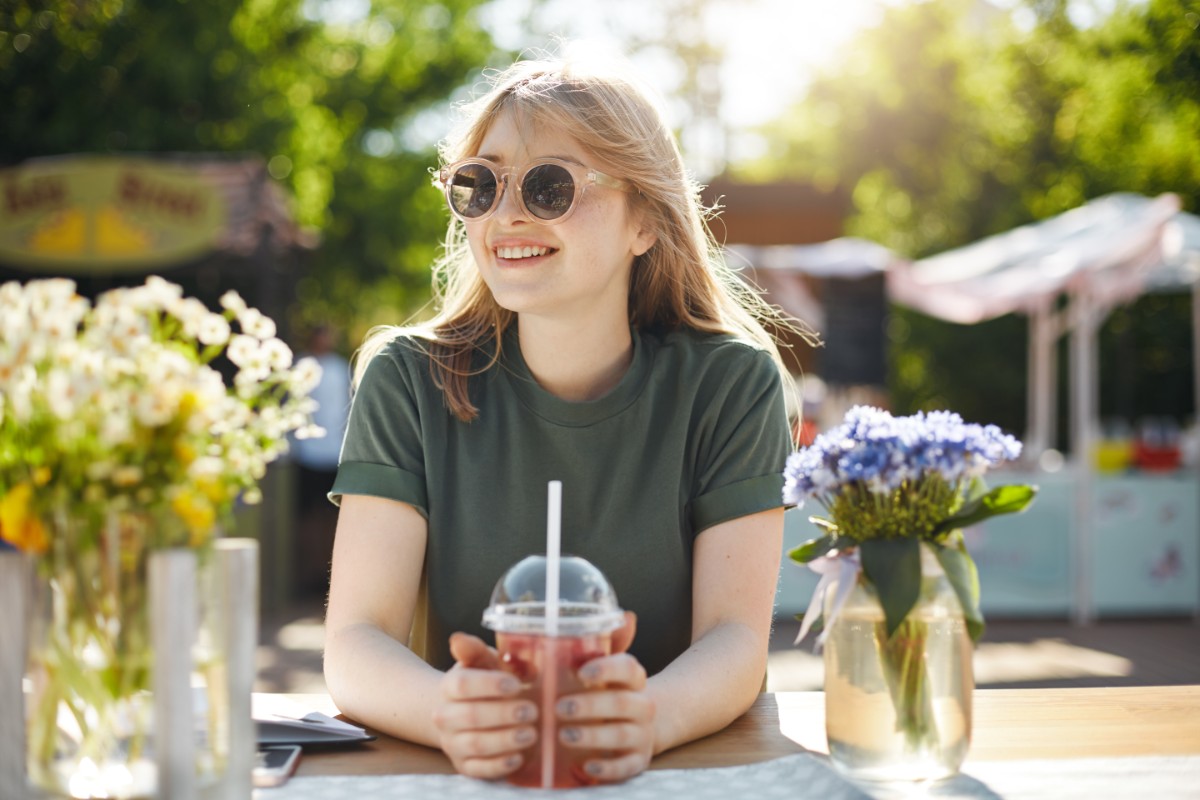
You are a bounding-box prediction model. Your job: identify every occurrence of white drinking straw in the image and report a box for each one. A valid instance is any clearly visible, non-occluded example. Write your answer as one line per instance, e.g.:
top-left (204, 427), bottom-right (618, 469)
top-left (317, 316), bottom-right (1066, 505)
top-left (542, 480), bottom-right (563, 788)
top-left (545, 480), bottom-right (562, 637)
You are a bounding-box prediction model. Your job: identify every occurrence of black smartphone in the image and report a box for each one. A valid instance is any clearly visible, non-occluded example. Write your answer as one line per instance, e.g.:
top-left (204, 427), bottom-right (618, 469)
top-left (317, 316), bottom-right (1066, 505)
top-left (253, 744), bottom-right (302, 788)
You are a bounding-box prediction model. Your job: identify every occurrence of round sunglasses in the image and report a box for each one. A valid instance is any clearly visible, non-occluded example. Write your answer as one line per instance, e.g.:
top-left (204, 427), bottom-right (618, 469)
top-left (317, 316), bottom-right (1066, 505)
top-left (436, 157), bottom-right (630, 224)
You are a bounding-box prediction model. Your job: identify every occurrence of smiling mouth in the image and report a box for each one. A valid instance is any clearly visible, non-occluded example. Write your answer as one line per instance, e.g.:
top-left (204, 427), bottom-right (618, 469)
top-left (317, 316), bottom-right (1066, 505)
top-left (495, 245), bottom-right (556, 260)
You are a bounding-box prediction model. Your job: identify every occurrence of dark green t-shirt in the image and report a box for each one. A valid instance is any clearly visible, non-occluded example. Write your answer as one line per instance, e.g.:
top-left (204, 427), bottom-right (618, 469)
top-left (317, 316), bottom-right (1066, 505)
top-left (331, 325), bottom-right (791, 675)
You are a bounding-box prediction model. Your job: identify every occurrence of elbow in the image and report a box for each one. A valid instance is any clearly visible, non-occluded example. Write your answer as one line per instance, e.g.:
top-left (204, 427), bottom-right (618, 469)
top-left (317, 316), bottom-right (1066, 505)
top-left (322, 624), bottom-right (365, 718)
top-left (322, 631), bottom-right (349, 709)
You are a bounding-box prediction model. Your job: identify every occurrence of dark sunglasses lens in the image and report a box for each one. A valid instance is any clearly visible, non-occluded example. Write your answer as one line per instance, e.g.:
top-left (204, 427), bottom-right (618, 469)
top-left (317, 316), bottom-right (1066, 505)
top-left (448, 164), bottom-right (498, 219)
top-left (522, 164), bottom-right (575, 220)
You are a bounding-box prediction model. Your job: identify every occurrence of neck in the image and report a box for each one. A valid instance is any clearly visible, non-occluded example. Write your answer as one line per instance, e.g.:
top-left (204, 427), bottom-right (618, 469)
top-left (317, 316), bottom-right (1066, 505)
top-left (516, 313), bottom-right (634, 402)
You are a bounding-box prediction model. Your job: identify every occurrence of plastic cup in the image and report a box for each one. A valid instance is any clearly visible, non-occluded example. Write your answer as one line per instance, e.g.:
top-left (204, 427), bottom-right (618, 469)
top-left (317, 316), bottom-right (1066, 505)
top-left (481, 555), bottom-right (626, 788)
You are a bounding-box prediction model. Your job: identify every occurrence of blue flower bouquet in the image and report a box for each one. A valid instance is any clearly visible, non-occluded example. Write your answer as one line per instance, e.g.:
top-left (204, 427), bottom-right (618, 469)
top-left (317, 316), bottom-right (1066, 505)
top-left (784, 406), bottom-right (1037, 765)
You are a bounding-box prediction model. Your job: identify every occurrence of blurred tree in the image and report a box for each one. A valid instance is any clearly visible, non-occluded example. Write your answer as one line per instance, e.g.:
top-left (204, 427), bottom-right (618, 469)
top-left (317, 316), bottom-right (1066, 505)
top-left (738, 0), bottom-right (1200, 440)
top-left (0, 0), bottom-right (502, 344)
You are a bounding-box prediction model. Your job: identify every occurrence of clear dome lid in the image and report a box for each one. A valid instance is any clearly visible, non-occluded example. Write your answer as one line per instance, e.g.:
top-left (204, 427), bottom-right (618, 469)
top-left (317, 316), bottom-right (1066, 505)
top-left (481, 555), bottom-right (625, 636)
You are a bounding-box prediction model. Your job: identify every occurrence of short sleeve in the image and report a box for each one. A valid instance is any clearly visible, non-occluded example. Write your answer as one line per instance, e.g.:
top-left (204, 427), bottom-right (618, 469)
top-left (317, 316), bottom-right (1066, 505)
top-left (329, 342), bottom-right (429, 516)
top-left (689, 347), bottom-right (792, 534)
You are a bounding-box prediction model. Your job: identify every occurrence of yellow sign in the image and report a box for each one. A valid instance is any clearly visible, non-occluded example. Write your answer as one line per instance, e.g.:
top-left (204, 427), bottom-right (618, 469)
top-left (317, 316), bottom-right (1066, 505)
top-left (0, 157), bottom-right (227, 272)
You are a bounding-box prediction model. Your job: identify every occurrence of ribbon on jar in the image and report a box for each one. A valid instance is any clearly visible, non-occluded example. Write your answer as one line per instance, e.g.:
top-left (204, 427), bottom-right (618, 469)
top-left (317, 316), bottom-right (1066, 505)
top-left (794, 550), bottom-right (862, 651)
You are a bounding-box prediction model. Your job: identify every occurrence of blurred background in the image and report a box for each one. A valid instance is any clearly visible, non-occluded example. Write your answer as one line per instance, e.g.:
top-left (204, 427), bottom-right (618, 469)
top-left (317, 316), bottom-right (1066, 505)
top-left (2, 0), bottom-right (1197, 691)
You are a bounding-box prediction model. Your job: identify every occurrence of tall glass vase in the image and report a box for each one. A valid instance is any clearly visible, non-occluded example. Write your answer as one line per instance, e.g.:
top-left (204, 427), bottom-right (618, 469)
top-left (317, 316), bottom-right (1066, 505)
top-left (823, 544), bottom-right (973, 782)
top-left (23, 511), bottom-right (225, 799)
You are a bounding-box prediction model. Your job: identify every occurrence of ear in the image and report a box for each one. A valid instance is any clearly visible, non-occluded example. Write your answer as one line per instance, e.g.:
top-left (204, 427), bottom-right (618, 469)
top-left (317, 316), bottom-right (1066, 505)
top-left (629, 209), bottom-right (658, 258)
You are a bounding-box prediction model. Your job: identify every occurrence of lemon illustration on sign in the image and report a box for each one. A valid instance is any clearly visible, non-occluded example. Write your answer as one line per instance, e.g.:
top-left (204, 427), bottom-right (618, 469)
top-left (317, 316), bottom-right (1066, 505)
top-left (96, 205), bottom-right (152, 255)
top-left (28, 208), bottom-right (87, 255)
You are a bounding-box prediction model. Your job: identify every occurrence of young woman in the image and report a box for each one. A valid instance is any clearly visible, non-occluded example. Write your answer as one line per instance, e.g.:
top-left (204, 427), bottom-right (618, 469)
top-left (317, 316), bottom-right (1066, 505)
top-left (323, 57), bottom-right (808, 783)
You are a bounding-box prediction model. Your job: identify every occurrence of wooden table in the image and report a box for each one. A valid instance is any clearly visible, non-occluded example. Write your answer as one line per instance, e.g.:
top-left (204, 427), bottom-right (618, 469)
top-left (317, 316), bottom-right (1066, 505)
top-left (269, 685), bottom-right (1200, 778)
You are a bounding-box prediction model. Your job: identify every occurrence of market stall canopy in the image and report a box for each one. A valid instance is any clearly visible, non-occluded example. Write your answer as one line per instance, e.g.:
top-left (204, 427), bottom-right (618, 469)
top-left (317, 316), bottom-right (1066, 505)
top-left (727, 238), bottom-right (898, 386)
top-left (0, 154), bottom-right (313, 274)
top-left (888, 193), bottom-right (1185, 324)
top-left (1153, 208), bottom-right (1200, 291)
top-left (728, 237), bottom-right (896, 333)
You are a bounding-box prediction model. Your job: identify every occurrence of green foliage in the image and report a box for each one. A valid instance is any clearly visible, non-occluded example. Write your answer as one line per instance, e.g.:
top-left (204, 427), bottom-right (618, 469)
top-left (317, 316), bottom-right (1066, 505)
top-left (932, 483), bottom-right (1038, 535)
top-left (787, 532), bottom-right (836, 564)
top-left (0, 0), bottom-right (502, 344)
top-left (859, 537), bottom-right (921, 638)
top-left (738, 0), bottom-right (1200, 432)
top-left (934, 537), bottom-right (984, 642)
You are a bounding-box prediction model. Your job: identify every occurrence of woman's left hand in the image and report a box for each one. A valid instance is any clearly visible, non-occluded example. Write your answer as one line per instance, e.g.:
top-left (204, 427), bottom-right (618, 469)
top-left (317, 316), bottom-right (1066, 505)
top-left (556, 612), bottom-right (656, 783)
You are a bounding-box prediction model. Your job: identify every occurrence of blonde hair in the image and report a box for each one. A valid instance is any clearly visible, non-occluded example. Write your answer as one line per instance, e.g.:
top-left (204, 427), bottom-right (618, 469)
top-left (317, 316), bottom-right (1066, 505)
top-left (356, 57), bottom-right (811, 422)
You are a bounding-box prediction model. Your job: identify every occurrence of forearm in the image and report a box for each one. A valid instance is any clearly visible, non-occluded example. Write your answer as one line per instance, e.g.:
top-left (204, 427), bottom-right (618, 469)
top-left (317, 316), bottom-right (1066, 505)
top-left (323, 621), bottom-right (445, 748)
top-left (646, 620), bottom-right (768, 754)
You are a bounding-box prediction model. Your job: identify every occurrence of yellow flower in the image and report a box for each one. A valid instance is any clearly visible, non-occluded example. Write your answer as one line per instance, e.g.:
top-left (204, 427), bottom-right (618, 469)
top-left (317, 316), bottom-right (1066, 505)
top-left (195, 475), bottom-right (227, 505)
top-left (0, 482), bottom-right (49, 554)
top-left (173, 439), bottom-right (197, 467)
top-left (170, 489), bottom-right (215, 547)
top-left (32, 467), bottom-right (52, 487)
top-left (177, 390), bottom-right (200, 421)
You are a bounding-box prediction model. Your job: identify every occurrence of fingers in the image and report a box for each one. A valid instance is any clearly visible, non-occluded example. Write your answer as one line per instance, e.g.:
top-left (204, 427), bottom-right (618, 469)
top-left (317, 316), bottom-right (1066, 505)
top-left (432, 696), bottom-right (537, 732)
top-left (449, 632), bottom-right (501, 670)
top-left (577, 751), bottom-right (651, 783)
top-left (442, 666), bottom-right (523, 701)
top-left (443, 633), bottom-right (512, 701)
top-left (434, 671), bottom-right (537, 780)
top-left (575, 652), bottom-right (647, 691)
top-left (456, 752), bottom-right (526, 781)
top-left (611, 611), bottom-right (637, 654)
top-left (443, 724), bottom-right (537, 762)
top-left (559, 720), bottom-right (652, 752)
top-left (557, 686), bottom-right (654, 726)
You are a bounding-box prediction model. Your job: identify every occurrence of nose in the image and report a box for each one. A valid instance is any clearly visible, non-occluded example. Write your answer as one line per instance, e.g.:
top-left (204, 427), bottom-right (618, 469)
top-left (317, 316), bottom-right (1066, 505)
top-left (491, 174), bottom-right (526, 224)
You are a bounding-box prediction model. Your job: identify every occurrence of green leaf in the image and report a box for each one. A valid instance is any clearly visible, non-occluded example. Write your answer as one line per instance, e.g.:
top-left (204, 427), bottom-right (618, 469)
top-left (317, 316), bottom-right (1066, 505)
top-left (788, 534), bottom-right (835, 564)
top-left (934, 543), bottom-right (985, 642)
top-left (934, 484), bottom-right (1038, 536)
top-left (859, 537), bottom-right (921, 638)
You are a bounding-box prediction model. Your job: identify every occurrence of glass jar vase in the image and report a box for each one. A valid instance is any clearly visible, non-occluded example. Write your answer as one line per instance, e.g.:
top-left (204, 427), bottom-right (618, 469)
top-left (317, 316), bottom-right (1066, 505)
top-left (24, 510), bottom-right (226, 799)
top-left (823, 543), bottom-right (973, 782)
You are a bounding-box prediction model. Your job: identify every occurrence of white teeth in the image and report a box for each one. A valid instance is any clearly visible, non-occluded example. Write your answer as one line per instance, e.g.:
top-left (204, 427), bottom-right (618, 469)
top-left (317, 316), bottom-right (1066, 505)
top-left (497, 245), bottom-right (551, 260)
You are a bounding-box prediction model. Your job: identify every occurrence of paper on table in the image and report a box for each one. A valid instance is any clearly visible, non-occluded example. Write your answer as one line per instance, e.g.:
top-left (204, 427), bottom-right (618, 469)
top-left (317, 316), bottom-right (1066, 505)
top-left (252, 695), bottom-right (374, 746)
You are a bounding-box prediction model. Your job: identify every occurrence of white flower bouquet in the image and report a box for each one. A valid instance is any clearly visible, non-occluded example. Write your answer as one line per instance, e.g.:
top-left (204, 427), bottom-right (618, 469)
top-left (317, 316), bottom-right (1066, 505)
top-left (0, 275), bottom-right (324, 796)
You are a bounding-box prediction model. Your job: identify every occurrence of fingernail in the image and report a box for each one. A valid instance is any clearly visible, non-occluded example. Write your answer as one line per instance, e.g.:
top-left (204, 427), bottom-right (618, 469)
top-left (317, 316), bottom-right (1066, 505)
top-left (557, 699), bottom-right (577, 717)
top-left (585, 762), bottom-right (603, 776)
top-left (515, 704), bottom-right (535, 722)
top-left (515, 728), bottom-right (536, 745)
top-left (560, 727), bottom-right (581, 744)
top-left (499, 677), bottom-right (519, 694)
top-left (505, 754), bottom-right (522, 769)
top-left (579, 664), bottom-right (599, 681)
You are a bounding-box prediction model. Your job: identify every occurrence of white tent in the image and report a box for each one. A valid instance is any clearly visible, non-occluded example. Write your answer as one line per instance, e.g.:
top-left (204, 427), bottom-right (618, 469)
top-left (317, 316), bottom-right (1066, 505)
top-left (728, 237), bottom-right (894, 334)
top-left (887, 192), bottom-right (1200, 622)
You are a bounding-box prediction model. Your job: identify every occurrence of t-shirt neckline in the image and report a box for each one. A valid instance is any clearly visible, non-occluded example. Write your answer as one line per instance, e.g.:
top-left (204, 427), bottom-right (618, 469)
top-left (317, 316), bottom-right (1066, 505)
top-left (500, 324), bottom-right (652, 426)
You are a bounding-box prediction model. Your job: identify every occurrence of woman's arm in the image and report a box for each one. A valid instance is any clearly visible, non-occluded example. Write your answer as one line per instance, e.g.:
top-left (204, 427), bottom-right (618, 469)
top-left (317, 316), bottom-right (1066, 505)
top-left (324, 494), bottom-right (538, 779)
top-left (555, 507), bottom-right (784, 780)
top-left (649, 506), bottom-right (784, 752)
top-left (323, 494), bottom-right (444, 746)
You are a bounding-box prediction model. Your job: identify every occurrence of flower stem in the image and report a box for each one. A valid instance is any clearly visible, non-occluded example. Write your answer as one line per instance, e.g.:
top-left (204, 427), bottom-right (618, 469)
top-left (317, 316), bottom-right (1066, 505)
top-left (875, 616), bottom-right (939, 751)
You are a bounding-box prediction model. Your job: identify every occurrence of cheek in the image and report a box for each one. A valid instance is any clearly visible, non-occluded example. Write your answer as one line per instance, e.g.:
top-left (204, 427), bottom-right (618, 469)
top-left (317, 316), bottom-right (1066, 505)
top-left (465, 226), bottom-right (490, 264)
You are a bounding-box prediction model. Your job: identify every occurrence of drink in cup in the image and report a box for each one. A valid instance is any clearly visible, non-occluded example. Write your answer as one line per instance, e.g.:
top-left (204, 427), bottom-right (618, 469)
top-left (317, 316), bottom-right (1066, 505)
top-left (482, 554), bottom-right (626, 788)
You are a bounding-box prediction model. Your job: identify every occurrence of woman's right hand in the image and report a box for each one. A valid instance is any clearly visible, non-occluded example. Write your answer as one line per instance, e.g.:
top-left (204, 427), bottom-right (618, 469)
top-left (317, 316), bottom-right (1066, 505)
top-left (432, 632), bottom-right (539, 779)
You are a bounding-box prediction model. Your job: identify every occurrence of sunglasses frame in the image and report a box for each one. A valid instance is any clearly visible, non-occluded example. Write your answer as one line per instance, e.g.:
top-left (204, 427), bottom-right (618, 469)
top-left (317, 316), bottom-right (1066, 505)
top-left (436, 157), bottom-right (630, 225)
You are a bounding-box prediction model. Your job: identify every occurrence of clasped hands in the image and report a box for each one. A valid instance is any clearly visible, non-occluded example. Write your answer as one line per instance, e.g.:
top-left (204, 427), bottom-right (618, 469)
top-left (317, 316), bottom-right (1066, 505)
top-left (432, 612), bottom-right (654, 783)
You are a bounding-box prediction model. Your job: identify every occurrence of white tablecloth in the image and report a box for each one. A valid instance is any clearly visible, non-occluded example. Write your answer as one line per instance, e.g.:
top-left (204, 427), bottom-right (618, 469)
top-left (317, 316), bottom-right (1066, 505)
top-left (258, 753), bottom-right (1200, 799)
